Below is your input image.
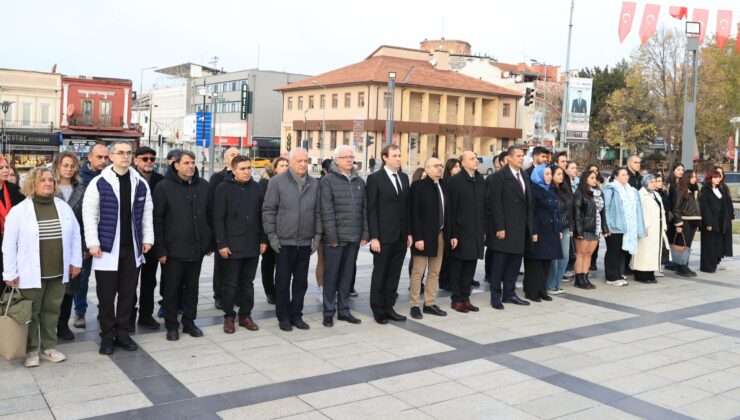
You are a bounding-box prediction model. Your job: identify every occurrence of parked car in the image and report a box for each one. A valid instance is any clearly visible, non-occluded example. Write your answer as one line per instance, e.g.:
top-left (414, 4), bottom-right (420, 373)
top-left (477, 156), bottom-right (495, 176)
top-left (251, 157), bottom-right (271, 169)
top-left (723, 172), bottom-right (740, 202)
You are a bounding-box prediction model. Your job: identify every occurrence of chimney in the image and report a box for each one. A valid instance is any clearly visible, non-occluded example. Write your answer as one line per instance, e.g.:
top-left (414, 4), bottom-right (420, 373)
top-left (432, 49), bottom-right (450, 71)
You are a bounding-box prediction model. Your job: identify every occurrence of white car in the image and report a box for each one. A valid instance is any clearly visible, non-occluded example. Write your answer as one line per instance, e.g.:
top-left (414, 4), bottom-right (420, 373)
top-left (477, 156), bottom-right (495, 176)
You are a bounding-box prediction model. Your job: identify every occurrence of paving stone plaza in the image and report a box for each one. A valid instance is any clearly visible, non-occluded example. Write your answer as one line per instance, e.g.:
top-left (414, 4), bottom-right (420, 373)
top-left (2, 241), bottom-right (740, 420)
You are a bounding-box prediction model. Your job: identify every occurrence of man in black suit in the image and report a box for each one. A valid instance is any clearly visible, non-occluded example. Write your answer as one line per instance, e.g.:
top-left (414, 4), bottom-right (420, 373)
top-left (366, 144), bottom-right (411, 324)
top-left (571, 90), bottom-right (587, 114)
top-left (487, 145), bottom-right (531, 309)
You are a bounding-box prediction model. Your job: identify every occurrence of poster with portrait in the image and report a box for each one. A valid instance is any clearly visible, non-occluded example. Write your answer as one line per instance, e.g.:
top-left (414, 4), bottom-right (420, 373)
top-left (565, 77), bottom-right (593, 143)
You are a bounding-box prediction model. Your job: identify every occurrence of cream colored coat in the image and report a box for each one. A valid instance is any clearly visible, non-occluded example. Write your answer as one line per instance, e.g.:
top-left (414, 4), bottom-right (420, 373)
top-left (633, 188), bottom-right (670, 271)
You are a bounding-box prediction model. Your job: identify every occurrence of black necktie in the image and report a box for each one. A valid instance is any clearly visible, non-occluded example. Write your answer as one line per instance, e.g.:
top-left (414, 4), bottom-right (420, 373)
top-left (393, 173), bottom-right (402, 196)
top-left (437, 183), bottom-right (444, 230)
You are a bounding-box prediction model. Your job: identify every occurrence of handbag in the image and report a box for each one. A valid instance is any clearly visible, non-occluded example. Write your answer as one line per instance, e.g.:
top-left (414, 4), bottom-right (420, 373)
top-left (671, 232), bottom-right (687, 253)
top-left (0, 287), bottom-right (31, 360)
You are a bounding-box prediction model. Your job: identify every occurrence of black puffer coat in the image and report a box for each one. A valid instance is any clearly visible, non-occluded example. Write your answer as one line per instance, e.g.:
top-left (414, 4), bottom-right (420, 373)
top-left (319, 162), bottom-right (369, 245)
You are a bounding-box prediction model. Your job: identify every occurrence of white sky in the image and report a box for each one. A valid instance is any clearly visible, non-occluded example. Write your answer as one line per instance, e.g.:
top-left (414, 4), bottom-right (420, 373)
top-left (1, 0), bottom-right (736, 91)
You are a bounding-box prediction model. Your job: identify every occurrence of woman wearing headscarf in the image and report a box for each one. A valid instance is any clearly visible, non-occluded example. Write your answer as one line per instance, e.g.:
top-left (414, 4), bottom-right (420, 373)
top-left (523, 164), bottom-right (562, 302)
top-left (603, 167), bottom-right (645, 286)
top-left (671, 170), bottom-right (701, 277)
top-left (632, 174), bottom-right (669, 283)
top-left (699, 169), bottom-right (731, 273)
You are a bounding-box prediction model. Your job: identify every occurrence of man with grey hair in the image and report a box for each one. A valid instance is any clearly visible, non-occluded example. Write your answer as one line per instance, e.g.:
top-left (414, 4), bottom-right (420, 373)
top-left (319, 145), bottom-right (368, 327)
top-left (263, 147), bottom-right (322, 331)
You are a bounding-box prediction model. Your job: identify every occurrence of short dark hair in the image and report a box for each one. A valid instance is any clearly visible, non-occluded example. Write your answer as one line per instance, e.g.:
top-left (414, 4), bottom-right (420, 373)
top-left (555, 151), bottom-right (568, 161)
top-left (174, 150), bottom-right (196, 163)
top-left (231, 155), bottom-right (251, 168)
top-left (497, 152), bottom-right (508, 164)
top-left (381, 144), bottom-right (400, 164)
top-left (507, 145), bottom-right (524, 156)
top-left (532, 146), bottom-right (551, 156)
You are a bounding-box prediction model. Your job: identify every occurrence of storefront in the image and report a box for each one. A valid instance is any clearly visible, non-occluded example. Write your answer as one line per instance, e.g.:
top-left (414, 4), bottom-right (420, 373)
top-left (4, 130), bottom-right (61, 173)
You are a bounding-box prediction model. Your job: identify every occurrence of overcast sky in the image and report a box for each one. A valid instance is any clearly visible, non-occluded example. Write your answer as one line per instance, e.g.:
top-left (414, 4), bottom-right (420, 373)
top-left (2, 0), bottom-right (736, 91)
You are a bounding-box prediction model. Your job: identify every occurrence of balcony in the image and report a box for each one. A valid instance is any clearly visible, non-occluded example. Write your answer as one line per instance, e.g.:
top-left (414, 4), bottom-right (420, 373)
top-left (68, 115), bottom-right (124, 129)
top-left (0, 120), bottom-right (56, 131)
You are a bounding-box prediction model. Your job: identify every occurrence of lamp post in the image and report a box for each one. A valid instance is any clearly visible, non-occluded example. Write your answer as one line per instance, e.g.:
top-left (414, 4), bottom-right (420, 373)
top-left (681, 21), bottom-right (701, 170)
top-left (531, 59), bottom-right (548, 146)
top-left (303, 108), bottom-right (309, 150)
top-left (385, 72), bottom-right (396, 146)
top-left (139, 66), bottom-right (156, 100)
top-left (559, 0), bottom-right (575, 149)
top-left (147, 104), bottom-right (158, 147)
top-left (731, 117), bottom-right (740, 172)
top-left (1, 101), bottom-right (13, 155)
top-left (312, 81), bottom-right (327, 161)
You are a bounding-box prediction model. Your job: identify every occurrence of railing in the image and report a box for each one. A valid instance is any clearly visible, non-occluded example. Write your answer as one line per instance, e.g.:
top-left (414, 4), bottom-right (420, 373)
top-left (69, 115), bottom-right (94, 127)
top-left (67, 115), bottom-right (124, 129)
top-left (0, 120), bottom-right (56, 131)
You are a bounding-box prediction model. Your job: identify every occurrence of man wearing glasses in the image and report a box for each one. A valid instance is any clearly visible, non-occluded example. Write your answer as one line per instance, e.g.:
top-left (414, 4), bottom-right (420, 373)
top-left (131, 147), bottom-right (164, 330)
top-left (82, 141), bottom-right (154, 355)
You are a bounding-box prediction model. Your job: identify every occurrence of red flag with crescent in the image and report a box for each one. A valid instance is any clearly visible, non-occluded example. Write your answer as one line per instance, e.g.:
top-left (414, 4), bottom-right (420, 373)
top-left (618, 2), bottom-right (637, 43)
top-left (639, 4), bottom-right (661, 45)
top-left (692, 8), bottom-right (709, 44)
top-left (716, 10), bottom-right (732, 49)
top-left (669, 6), bottom-right (687, 20)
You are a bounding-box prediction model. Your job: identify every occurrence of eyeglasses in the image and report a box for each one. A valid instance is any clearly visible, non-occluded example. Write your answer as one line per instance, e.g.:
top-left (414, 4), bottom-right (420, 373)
top-left (114, 151), bottom-right (133, 157)
top-left (95, 155), bottom-right (110, 160)
top-left (429, 164), bottom-right (444, 168)
top-left (139, 157), bottom-right (155, 162)
top-left (337, 156), bottom-right (355, 160)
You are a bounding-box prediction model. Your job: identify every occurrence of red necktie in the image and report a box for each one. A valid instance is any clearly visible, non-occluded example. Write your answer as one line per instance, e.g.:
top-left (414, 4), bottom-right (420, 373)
top-left (515, 171), bottom-right (524, 193)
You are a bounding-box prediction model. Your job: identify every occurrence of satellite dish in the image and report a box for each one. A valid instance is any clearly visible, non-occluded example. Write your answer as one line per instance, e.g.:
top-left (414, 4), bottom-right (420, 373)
top-left (67, 104), bottom-right (75, 117)
top-left (503, 71), bottom-right (511, 78)
top-left (514, 75), bottom-right (523, 83)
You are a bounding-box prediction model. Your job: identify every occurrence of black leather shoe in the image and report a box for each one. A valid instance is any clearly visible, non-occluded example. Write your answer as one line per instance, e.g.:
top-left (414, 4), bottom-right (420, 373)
top-left (114, 335), bottom-right (138, 351)
top-left (57, 325), bottom-right (75, 341)
top-left (137, 316), bottom-right (160, 330)
top-left (349, 289), bottom-right (359, 297)
top-left (99, 337), bottom-right (114, 355)
top-left (503, 296), bottom-right (530, 306)
top-left (374, 315), bottom-right (388, 325)
top-left (279, 322), bottom-right (293, 331)
top-left (386, 310), bottom-right (407, 321)
top-left (323, 316), bottom-right (333, 327)
top-left (471, 280), bottom-right (481, 287)
top-left (491, 301), bottom-right (504, 310)
top-left (540, 294), bottom-right (553, 301)
top-left (214, 298), bottom-right (223, 310)
top-left (338, 314), bottom-right (362, 324)
top-left (266, 294), bottom-right (275, 305)
top-left (166, 329), bottom-right (180, 341)
top-left (291, 319), bottom-right (310, 330)
top-left (423, 305), bottom-right (447, 316)
top-left (183, 325), bottom-right (204, 337)
top-left (525, 294), bottom-right (541, 302)
top-left (410, 307), bottom-right (423, 319)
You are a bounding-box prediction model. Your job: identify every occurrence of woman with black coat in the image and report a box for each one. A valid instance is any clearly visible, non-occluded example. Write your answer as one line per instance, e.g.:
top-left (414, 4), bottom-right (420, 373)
top-left (715, 167), bottom-right (735, 268)
top-left (672, 170), bottom-right (701, 277)
top-left (573, 170), bottom-right (609, 289)
top-left (699, 169), bottom-right (731, 273)
top-left (546, 167), bottom-right (573, 294)
top-left (524, 165), bottom-right (562, 302)
top-left (258, 157), bottom-right (288, 304)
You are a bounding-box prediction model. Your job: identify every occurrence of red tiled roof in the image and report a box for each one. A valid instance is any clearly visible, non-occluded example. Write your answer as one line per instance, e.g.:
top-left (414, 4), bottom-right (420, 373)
top-left (276, 55), bottom-right (521, 97)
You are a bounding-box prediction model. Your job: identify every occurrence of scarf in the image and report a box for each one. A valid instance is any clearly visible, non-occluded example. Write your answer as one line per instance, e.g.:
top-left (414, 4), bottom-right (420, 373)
top-left (530, 164), bottom-right (550, 190)
top-left (612, 181), bottom-right (639, 255)
top-left (0, 181), bottom-right (12, 234)
top-left (591, 187), bottom-right (604, 236)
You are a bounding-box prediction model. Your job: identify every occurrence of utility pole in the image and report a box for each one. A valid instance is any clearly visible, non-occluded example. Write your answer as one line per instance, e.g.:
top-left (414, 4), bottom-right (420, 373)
top-left (559, 0), bottom-right (575, 149)
top-left (385, 72), bottom-right (396, 146)
top-left (681, 23), bottom-right (700, 170)
top-left (313, 81), bottom-right (327, 162)
top-left (732, 117), bottom-right (740, 172)
top-left (209, 92), bottom-right (217, 178)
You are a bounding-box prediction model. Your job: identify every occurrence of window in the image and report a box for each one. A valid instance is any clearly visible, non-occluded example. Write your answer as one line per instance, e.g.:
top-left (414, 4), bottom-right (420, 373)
top-left (212, 84), bottom-right (219, 93)
top-left (343, 131), bottom-right (350, 145)
top-left (344, 93), bottom-right (351, 108)
top-left (308, 95), bottom-right (314, 109)
top-left (196, 104), bottom-right (203, 112)
top-left (330, 131), bottom-right (337, 150)
top-left (320, 95), bottom-right (325, 109)
top-left (332, 94), bottom-right (338, 108)
top-left (82, 100), bottom-right (93, 115)
top-left (287, 97), bottom-right (293, 110)
top-left (230, 102), bottom-right (237, 112)
top-left (231, 82), bottom-right (237, 91)
top-left (298, 96), bottom-right (303, 110)
top-left (502, 103), bottom-right (511, 117)
top-left (308, 131), bottom-right (314, 149)
top-left (99, 100), bottom-right (112, 126)
top-left (40, 104), bottom-right (50, 125)
top-left (222, 83), bottom-right (228, 92)
top-left (358, 92), bottom-right (365, 107)
top-left (21, 103), bottom-right (31, 127)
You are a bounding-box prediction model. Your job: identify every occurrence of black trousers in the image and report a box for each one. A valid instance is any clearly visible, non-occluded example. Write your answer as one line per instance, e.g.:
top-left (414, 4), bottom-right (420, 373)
top-left (604, 233), bottom-right (627, 281)
top-left (213, 253), bottom-right (224, 300)
top-left (96, 247), bottom-right (139, 339)
top-left (58, 293), bottom-right (73, 329)
top-left (162, 257), bottom-right (204, 330)
top-left (274, 245), bottom-right (311, 323)
top-left (700, 230), bottom-right (723, 273)
top-left (322, 243), bottom-right (359, 317)
top-left (133, 253), bottom-right (159, 319)
top-left (222, 256), bottom-right (259, 319)
top-left (370, 239), bottom-right (407, 316)
top-left (484, 248), bottom-right (493, 281)
top-left (448, 257), bottom-right (477, 303)
top-left (523, 258), bottom-right (551, 298)
top-left (489, 251), bottom-right (522, 304)
top-left (438, 254), bottom-right (450, 290)
top-left (260, 248), bottom-right (277, 298)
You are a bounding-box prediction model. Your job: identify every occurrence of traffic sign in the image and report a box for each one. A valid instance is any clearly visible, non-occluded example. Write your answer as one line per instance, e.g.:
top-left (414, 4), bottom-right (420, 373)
top-left (195, 111), bottom-right (212, 147)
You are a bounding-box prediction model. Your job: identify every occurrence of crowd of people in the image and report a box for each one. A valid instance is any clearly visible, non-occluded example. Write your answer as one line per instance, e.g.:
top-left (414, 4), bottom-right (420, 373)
top-left (0, 142), bottom-right (735, 369)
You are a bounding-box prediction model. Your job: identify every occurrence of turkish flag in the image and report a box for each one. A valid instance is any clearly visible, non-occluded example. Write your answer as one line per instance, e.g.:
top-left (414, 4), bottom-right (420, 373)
top-left (639, 4), bottom-right (661, 45)
top-left (692, 8), bottom-right (709, 44)
top-left (716, 10), bottom-right (733, 49)
top-left (618, 2), bottom-right (637, 43)
top-left (669, 6), bottom-right (687, 20)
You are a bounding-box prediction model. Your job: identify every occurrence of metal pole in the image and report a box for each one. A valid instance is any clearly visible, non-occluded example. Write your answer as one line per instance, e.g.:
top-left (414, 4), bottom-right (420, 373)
top-left (385, 75), bottom-right (396, 146)
top-left (209, 94), bottom-right (216, 178)
top-left (681, 36), bottom-right (699, 170)
top-left (559, 0), bottom-right (575, 149)
top-left (735, 124), bottom-right (739, 173)
top-left (1, 114), bottom-right (5, 156)
top-left (321, 86), bottom-right (326, 162)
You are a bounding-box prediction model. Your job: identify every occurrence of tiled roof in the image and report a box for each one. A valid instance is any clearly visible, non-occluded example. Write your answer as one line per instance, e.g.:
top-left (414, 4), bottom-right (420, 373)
top-left (276, 55), bottom-right (521, 97)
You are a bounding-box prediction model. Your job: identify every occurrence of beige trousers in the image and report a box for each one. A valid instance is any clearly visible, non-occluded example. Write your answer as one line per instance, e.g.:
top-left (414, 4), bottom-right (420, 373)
top-left (409, 231), bottom-right (444, 308)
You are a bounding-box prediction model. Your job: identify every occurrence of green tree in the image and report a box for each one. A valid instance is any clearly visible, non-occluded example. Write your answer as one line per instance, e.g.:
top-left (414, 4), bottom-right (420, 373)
top-left (603, 65), bottom-right (658, 154)
top-left (579, 62), bottom-right (628, 161)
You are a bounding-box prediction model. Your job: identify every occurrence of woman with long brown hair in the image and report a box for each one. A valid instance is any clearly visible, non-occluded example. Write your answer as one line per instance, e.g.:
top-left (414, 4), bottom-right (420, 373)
top-left (699, 169), bottom-right (732, 273)
top-left (671, 169), bottom-right (701, 277)
top-left (713, 166), bottom-right (734, 269)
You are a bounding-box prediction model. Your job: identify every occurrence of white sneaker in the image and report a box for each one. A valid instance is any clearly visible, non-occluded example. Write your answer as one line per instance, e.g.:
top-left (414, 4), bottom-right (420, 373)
top-left (562, 277), bottom-right (571, 283)
top-left (24, 352), bottom-right (40, 368)
top-left (550, 289), bottom-right (565, 295)
top-left (718, 264), bottom-right (726, 271)
top-left (606, 280), bottom-right (627, 287)
top-left (655, 271), bottom-right (665, 277)
top-left (617, 279), bottom-right (629, 286)
top-left (40, 349), bottom-right (66, 363)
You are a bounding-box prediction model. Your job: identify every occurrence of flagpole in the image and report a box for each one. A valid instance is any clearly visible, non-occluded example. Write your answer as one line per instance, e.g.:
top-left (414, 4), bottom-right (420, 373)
top-left (559, 0), bottom-right (575, 150)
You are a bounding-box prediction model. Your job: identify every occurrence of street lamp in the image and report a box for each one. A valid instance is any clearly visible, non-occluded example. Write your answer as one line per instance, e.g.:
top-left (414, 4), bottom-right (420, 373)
top-left (530, 59), bottom-right (548, 146)
top-left (312, 81), bottom-right (327, 161)
top-left (303, 108), bottom-right (309, 150)
top-left (385, 72), bottom-right (396, 146)
top-left (139, 66), bottom-right (157, 100)
top-left (681, 21), bottom-right (701, 169)
top-left (1, 101), bottom-right (14, 156)
top-left (731, 116), bottom-right (740, 172)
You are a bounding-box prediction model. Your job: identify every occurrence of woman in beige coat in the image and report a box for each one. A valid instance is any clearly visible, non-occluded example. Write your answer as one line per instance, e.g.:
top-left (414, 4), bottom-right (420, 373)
top-left (633, 174), bottom-right (669, 283)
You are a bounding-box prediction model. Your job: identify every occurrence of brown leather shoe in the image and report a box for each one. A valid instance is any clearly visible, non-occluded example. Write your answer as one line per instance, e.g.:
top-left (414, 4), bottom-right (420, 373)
top-left (451, 302), bottom-right (469, 313)
top-left (239, 316), bottom-right (259, 331)
top-left (464, 301), bottom-right (480, 312)
top-left (223, 317), bottom-right (235, 334)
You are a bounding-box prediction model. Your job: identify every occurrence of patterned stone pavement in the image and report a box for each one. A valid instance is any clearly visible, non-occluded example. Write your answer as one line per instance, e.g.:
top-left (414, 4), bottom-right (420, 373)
top-left (2, 241), bottom-right (740, 420)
